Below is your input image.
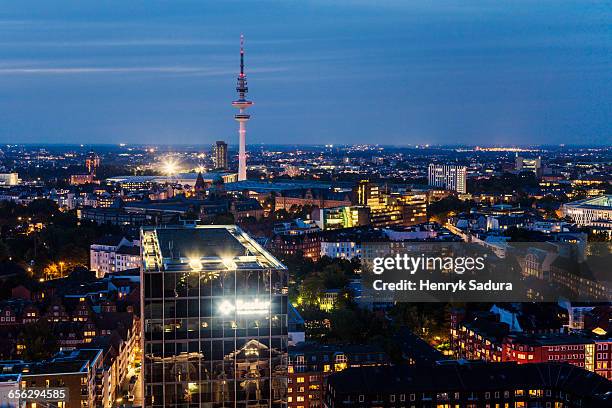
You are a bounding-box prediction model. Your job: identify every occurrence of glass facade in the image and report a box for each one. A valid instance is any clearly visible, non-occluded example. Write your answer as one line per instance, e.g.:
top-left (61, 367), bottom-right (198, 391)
top-left (141, 226), bottom-right (288, 407)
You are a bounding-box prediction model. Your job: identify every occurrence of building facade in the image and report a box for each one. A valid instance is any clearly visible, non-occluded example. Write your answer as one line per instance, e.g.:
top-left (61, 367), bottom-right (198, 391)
top-left (427, 164), bottom-right (467, 194)
top-left (90, 236), bottom-right (140, 278)
top-left (0, 349), bottom-right (103, 408)
top-left (515, 155), bottom-right (542, 176)
top-left (141, 225), bottom-right (288, 407)
top-left (288, 343), bottom-right (388, 408)
top-left (213, 141), bottom-right (229, 170)
top-left (563, 195), bottom-right (612, 226)
top-left (86, 151), bottom-right (101, 175)
top-left (0, 173), bottom-right (19, 186)
top-left (325, 362), bottom-right (612, 408)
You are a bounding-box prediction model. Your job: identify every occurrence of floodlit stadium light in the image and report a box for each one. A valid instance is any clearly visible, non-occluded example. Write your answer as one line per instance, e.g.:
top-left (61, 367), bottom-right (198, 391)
top-left (162, 157), bottom-right (180, 175)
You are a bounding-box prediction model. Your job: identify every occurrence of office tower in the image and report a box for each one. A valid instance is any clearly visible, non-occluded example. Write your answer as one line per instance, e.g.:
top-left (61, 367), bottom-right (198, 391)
top-left (355, 180), bottom-right (381, 207)
top-left (399, 191), bottom-right (428, 226)
top-left (232, 35), bottom-right (253, 181)
top-left (515, 154), bottom-right (542, 177)
top-left (427, 164), bottom-right (467, 194)
top-left (213, 141), bottom-right (229, 170)
top-left (141, 225), bottom-right (288, 407)
top-left (85, 151), bottom-right (100, 175)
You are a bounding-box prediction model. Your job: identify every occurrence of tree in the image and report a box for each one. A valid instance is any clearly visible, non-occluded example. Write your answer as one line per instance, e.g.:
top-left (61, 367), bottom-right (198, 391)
top-left (0, 239), bottom-right (10, 261)
top-left (19, 322), bottom-right (58, 361)
top-left (300, 274), bottom-right (326, 306)
top-left (210, 212), bottom-right (235, 225)
top-left (321, 264), bottom-right (349, 289)
top-left (27, 199), bottom-right (59, 218)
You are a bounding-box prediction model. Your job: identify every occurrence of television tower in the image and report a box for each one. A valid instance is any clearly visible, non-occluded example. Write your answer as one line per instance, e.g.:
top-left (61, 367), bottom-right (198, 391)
top-left (232, 34), bottom-right (252, 181)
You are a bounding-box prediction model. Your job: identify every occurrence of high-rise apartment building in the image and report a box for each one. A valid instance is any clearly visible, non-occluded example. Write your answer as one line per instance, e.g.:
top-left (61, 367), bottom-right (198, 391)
top-left (141, 225), bottom-right (288, 407)
top-left (427, 164), bottom-right (467, 194)
top-left (213, 141), bottom-right (229, 170)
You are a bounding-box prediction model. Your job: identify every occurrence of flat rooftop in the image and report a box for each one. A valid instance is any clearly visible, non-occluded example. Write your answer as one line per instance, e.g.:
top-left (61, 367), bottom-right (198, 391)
top-left (0, 349), bottom-right (102, 376)
top-left (106, 172), bottom-right (235, 184)
top-left (142, 225), bottom-right (285, 271)
top-left (565, 195), bottom-right (612, 210)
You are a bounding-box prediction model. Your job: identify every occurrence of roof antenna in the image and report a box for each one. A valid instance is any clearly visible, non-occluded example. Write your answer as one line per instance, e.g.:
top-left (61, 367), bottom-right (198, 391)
top-left (240, 34), bottom-right (245, 76)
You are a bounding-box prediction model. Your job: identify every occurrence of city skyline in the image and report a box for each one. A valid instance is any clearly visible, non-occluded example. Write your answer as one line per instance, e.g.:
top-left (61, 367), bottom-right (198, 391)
top-left (0, 1), bottom-right (610, 146)
top-left (0, 3), bottom-right (610, 406)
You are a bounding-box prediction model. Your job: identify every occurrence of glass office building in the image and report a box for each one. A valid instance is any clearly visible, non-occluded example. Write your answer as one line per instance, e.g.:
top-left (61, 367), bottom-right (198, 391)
top-left (141, 225), bottom-right (288, 407)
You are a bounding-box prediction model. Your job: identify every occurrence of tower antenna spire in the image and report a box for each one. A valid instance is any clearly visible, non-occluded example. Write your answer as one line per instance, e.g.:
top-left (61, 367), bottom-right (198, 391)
top-left (240, 34), bottom-right (245, 75)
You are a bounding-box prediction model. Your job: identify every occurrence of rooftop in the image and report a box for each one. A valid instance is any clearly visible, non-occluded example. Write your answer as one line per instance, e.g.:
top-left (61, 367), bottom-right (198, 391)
top-left (327, 362), bottom-right (612, 399)
top-left (0, 349), bottom-right (102, 376)
top-left (564, 195), bottom-right (612, 210)
top-left (505, 333), bottom-right (596, 346)
top-left (106, 172), bottom-right (235, 185)
top-left (141, 225), bottom-right (285, 271)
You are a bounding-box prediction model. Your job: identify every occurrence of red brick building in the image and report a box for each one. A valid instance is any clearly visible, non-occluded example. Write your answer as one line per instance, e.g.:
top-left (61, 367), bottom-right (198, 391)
top-left (288, 343), bottom-right (389, 408)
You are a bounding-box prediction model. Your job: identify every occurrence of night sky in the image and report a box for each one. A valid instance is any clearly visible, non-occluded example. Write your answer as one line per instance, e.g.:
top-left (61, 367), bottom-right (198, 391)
top-left (0, 1), bottom-right (610, 145)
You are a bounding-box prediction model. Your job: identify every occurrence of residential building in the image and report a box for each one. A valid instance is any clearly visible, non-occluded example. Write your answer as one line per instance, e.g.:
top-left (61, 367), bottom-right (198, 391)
top-left (90, 236), bottom-right (140, 278)
top-left (288, 343), bottom-right (389, 408)
top-left (213, 140), bottom-right (228, 170)
top-left (325, 362), bottom-right (612, 407)
top-left (270, 220), bottom-right (322, 260)
top-left (428, 164), bottom-right (467, 193)
top-left (0, 349), bottom-right (104, 408)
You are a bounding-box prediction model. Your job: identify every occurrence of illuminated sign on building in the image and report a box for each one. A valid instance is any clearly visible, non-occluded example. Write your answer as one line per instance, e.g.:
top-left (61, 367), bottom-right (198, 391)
top-left (218, 298), bottom-right (271, 316)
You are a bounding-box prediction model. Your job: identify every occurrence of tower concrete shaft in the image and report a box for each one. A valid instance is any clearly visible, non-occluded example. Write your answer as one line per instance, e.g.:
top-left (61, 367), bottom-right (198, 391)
top-left (238, 119), bottom-right (247, 180)
top-left (232, 34), bottom-right (252, 181)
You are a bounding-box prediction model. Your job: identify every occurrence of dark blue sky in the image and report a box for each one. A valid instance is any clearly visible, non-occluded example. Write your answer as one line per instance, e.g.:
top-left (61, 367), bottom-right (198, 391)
top-left (0, 1), bottom-right (610, 145)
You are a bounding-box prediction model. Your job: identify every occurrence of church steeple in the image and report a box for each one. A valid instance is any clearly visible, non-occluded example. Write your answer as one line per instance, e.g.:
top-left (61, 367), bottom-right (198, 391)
top-left (194, 172), bottom-right (207, 197)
